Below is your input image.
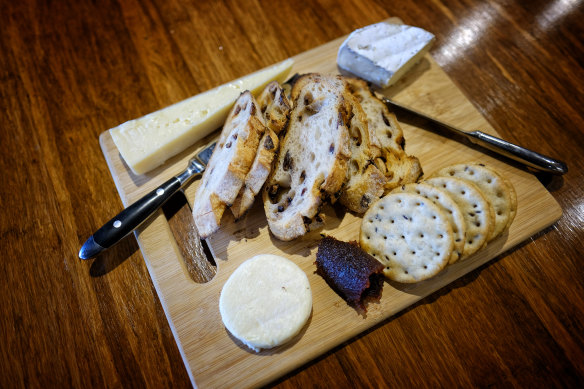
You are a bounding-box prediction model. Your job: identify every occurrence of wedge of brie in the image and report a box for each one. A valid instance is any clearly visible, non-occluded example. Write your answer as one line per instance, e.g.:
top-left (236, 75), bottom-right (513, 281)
top-left (110, 59), bottom-right (293, 175)
top-left (337, 22), bottom-right (434, 88)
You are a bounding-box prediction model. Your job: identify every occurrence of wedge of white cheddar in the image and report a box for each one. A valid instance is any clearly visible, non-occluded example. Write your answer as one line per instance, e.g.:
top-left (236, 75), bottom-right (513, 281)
top-left (110, 59), bottom-right (294, 175)
top-left (337, 22), bottom-right (434, 88)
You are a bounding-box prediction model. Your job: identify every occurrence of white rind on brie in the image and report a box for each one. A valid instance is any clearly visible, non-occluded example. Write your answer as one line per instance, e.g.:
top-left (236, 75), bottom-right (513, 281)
top-left (337, 22), bottom-right (434, 88)
top-left (110, 59), bottom-right (293, 175)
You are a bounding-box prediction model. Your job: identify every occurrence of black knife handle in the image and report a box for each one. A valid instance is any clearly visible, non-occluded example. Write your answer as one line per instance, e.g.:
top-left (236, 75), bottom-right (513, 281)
top-left (468, 131), bottom-right (568, 175)
top-left (92, 176), bottom-right (182, 250)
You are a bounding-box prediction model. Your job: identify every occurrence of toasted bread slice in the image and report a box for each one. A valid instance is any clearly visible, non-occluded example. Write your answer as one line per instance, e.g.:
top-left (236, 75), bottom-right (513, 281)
top-left (230, 82), bottom-right (291, 219)
top-left (192, 91), bottom-right (266, 238)
top-left (338, 90), bottom-right (386, 213)
top-left (257, 81), bottom-right (291, 135)
top-left (263, 74), bottom-right (351, 241)
top-left (346, 78), bottom-right (422, 192)
top-left (230, 129), bottom-right (279, 219)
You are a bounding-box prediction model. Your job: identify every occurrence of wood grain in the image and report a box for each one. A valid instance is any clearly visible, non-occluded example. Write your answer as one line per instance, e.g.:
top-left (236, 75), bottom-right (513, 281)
top-left (1, 0), bottom-right (583, 388)
top-left (99, 22), bottom-right (563, 387)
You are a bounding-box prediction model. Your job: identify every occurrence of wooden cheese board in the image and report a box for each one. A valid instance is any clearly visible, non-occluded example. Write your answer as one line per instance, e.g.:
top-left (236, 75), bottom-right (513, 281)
top-left (99, 18), bottom-right (562, 388)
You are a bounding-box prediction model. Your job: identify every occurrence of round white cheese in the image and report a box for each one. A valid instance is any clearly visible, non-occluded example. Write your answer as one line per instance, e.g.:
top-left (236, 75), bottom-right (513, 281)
top-left (219, 254), bottom-right (312, 352)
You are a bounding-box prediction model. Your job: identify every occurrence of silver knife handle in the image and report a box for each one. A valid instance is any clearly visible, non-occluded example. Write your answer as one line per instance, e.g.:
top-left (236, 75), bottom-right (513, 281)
top-left (381, 97), bottom-right (568, 175)
top-left (468, 131), bottom-right (568, 175)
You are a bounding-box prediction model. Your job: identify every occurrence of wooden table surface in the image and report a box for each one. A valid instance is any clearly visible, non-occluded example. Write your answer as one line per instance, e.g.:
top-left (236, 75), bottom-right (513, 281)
top-left (1, 0), bottom-right (583, 387)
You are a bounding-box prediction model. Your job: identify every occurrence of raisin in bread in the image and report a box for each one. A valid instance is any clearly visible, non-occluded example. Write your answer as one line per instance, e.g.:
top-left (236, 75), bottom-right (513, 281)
top-left (192, 91), bottom-right (266, 238)
top-left (346, 78), bottom-right (422, 192)
top-left (338, 90), bottom-right (387, 213)
top-left (230, 82), bottom-right (291, 219)
top-left (257, 81), bottom-right (291, 135)
top-left (263, 74), bottom-right (351, 241)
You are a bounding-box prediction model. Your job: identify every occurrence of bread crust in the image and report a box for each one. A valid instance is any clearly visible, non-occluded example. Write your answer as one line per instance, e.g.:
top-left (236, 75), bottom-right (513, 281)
top-left (263, 74), bottom-right (351, 241)
top-left (257, 81), bottom-right (291, 135)
top-left (193, 91), bottom-right (266, 238)
top-left (231, 129), bottom-right (280, 219)
top-left (230, 82), bottom-right (290, 219)
top-left (345, 77), bottom-right (422, 192)
top-left (338, 89), bottom-right (386, 213)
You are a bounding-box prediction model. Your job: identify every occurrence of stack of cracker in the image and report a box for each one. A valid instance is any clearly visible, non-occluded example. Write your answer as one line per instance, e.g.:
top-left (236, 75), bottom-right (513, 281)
top-left (360, 162), bottom-right (517, 283)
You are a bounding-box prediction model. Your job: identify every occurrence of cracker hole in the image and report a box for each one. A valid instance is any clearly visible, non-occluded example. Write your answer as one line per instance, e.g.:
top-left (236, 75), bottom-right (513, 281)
top-left (476, 222), bottom-right (481, 227)
top-left (438, 234), bottom-right (443, 239)
top-left (400, 235), bottom-right (405, 240)
top-left (460, 190), bottom-right (466, 195)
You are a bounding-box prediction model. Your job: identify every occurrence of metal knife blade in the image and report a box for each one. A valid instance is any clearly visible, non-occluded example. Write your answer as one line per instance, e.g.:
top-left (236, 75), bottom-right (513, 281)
top-left (382, 97), bottom-right (568, 175)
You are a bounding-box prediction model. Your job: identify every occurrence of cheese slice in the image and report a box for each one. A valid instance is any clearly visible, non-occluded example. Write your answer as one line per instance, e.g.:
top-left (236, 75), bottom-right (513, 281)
top-left (337, 22), bottom-right (434, 88)
top-left (110, 59), bottom-right (294, 175)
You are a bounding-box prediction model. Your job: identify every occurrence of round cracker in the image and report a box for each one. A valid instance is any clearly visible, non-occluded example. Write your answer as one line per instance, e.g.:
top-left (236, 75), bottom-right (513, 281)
top-left (395, 182), bottom-right (466, 264)
top-left (432, 163), bottom-right (513, 240)
top-left (499, 173), bottom-right (518, 230)
top-left (360, 193), bottom-right (454, 283)
top-left (219, 254), bottom-right (312, 352)
top-left (425, 176), bottom-right (494, 258)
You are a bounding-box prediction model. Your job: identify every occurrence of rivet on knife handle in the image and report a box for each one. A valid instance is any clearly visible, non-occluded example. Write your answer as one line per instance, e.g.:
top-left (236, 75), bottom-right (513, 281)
top-left (78, 175), bottom-right (183, 259)
top-left (382, 97), bottom-right (568, 175)
top-left (79, 142), bottom-right (214, 260)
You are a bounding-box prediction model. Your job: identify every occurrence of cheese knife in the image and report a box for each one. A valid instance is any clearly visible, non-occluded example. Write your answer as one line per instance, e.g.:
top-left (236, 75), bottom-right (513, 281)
top-left (78, 141), bottom-right (216, 259)
top-left (382, 97), bottom-right (568, 175)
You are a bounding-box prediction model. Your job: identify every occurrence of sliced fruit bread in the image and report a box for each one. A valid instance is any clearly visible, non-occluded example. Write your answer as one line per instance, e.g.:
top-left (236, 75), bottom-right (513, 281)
top-left (263, 74), bottom-right (351, 241)
top-left (192, 91), bottom-right (266, 238)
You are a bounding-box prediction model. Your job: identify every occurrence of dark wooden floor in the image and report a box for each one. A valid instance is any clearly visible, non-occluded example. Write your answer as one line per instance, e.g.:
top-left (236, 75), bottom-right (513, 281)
top-left (1, 0), bottom-right (583, 387)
